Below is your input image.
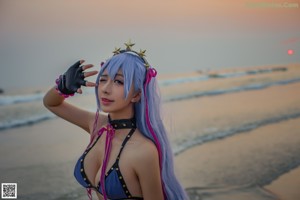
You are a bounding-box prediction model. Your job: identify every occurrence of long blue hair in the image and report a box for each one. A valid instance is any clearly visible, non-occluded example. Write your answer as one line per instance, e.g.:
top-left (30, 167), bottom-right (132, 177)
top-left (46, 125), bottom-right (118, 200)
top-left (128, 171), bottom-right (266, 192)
top-left (94, 52), bottom-right (189, 200)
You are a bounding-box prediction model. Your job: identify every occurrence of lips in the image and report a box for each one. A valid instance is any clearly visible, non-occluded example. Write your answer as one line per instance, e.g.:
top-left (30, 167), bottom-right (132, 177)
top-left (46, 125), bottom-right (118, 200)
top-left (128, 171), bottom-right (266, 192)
top-left (101, 98), bottom-right (113, 102)
top-left (101, 98), bottom-right (114, 105)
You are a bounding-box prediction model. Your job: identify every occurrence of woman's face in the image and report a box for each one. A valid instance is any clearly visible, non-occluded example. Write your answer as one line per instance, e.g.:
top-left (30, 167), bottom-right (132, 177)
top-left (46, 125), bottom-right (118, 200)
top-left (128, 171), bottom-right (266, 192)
top-left (98, 69), bottom-right (138, 114)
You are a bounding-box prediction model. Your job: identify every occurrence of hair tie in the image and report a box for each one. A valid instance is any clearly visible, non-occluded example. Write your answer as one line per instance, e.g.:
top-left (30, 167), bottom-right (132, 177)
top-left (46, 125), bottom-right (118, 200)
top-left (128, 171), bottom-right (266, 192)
top-left (145, 68), bottom-right (157, 84)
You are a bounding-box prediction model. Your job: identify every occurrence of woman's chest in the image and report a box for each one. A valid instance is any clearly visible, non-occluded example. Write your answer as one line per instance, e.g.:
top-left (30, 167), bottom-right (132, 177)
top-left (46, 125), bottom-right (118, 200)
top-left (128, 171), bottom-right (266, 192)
top-left (83, 137), bottom-right (137, 186)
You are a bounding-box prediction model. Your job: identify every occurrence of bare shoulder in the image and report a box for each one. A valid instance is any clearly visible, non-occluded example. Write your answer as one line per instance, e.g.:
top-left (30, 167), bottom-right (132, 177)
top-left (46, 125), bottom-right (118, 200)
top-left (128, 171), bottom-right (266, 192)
top-left (130, 130), bottom-right (159, 165)
top-left (130, 130), bottom-right (164, 199)
top-left (133, 130), bottom-right (158, 153)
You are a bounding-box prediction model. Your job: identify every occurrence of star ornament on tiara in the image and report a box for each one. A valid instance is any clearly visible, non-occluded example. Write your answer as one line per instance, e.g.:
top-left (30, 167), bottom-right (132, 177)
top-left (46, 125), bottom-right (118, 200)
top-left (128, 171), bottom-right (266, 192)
top-left (112, 40), bottom-right (150, 69)
top-left (124, 39), bottom-right (135, 51)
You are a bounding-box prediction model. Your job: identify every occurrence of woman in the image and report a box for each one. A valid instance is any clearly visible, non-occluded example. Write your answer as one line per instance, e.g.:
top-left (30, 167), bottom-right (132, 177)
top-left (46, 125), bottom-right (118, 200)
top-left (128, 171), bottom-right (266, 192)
top-left (43, 41), bottom-right (188, 200)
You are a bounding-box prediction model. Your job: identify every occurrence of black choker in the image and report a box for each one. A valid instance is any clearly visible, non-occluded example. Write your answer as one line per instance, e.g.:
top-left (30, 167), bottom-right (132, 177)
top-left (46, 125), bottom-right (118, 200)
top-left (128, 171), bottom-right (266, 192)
top-left (108, 115), bottom-right (136, 129)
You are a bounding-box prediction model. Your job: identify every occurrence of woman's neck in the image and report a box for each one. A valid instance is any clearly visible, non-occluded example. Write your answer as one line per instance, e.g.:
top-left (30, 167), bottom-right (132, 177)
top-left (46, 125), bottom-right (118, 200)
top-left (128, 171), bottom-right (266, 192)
top-left (108, 106), bottom-right (134, 121)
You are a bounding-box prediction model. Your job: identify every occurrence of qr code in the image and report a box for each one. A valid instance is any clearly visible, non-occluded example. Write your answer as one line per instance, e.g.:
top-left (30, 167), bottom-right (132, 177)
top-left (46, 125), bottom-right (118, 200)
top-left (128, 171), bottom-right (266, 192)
top-left (1, 183), bottom-right (17, 199)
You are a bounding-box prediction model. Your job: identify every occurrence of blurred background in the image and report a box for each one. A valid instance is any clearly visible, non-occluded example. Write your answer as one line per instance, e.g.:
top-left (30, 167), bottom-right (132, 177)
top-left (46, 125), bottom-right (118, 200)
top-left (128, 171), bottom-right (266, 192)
top-left (0, 0), bottom-right (299, 200)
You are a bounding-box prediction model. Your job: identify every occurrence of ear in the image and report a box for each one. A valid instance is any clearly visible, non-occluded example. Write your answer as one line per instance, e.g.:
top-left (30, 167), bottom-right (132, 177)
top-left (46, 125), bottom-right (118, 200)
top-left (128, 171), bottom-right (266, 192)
top-left (131, 90), bottom-right (141, 103)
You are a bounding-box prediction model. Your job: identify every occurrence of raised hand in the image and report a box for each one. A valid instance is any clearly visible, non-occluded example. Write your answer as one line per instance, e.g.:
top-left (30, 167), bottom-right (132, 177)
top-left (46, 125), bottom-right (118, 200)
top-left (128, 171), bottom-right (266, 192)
top-left (57, 60), bottom-right (98, 95)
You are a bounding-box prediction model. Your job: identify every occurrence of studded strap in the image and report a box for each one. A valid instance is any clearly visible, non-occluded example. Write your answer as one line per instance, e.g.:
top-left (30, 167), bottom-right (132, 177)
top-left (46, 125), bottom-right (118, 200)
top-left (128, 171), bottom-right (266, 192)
top-left (116, 128), bottom-right (135, 163)
top-left (108, 115), bottom-right (136, 130)
top-left (104, 127), bottom-right (136, 177)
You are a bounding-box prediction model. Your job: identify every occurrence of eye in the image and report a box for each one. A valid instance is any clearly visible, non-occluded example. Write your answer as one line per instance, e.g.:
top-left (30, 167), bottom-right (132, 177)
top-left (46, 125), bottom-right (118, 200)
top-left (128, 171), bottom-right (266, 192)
top-left (99, 78), bottom-right (107, 83)
top-left (114, 79), bottom-right (124, 85)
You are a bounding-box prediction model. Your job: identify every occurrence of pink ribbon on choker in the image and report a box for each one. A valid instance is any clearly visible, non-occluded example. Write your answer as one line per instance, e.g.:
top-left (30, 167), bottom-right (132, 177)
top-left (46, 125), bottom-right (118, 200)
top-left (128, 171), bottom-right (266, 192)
top-left (99, 124), bottom-right (115, 200)
top-left (87, 188), bottom-right (92, 200)
top-left (86, 123), bottom-right (115, 200)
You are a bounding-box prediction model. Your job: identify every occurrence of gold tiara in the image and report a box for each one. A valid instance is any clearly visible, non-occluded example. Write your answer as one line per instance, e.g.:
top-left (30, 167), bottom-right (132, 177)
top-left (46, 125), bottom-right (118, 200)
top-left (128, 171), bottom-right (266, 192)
top-left (112, 39), bottom-right (150, 69)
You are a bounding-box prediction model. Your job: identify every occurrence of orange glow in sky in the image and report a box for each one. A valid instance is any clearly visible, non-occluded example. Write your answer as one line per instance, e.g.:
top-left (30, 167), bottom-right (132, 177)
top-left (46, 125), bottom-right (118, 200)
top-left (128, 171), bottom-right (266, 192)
top-left (1, 0), bottom-right (299, 35)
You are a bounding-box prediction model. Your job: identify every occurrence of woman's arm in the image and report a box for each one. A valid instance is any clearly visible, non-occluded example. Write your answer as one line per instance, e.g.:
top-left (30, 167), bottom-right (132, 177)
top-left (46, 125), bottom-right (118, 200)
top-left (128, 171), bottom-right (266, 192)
top-left (43, 60), bottom-right (101, 134)
top-left (135, 141), bottom-right (164, 200)
top-left (43, 87), bottom-right (95, 133)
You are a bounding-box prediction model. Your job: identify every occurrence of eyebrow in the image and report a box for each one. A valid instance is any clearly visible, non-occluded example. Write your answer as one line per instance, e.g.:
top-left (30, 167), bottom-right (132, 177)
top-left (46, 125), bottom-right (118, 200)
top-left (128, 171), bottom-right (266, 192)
top-left (115, 73), bottom-right (124, 78)
top-left (100, 73), bottom-right (124, 78)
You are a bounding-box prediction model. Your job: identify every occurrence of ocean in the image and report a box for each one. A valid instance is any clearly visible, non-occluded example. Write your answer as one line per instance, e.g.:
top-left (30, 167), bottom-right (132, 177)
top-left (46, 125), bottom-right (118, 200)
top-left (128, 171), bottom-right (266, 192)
top-left (0, 66), bottom-right (295, 133)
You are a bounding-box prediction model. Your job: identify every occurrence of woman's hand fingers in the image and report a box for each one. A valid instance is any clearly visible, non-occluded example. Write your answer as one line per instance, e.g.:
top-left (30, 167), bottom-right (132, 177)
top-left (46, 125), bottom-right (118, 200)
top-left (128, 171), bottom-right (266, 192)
top-left (83, 70), bottom-right (98, 78)
top-left (85, 81), bottom-right (96, 87)
top-left (77, 88), bottom-right (83, 94)
top-left (79, 60), bottom-right (85, 65)
top-left (81, 64), bottom-right (93, 71)
top-left (76, 81), bottom-right (95, 94)
top-left (77, 61), bottom-right (98, 90)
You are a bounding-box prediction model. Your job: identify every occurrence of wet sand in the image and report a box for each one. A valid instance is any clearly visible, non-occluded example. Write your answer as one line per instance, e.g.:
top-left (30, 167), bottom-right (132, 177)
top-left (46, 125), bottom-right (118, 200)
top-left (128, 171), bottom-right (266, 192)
top-left (265, 167), bottom-right (300, 200)
top-left (175, 117), bottom-right (300, 200)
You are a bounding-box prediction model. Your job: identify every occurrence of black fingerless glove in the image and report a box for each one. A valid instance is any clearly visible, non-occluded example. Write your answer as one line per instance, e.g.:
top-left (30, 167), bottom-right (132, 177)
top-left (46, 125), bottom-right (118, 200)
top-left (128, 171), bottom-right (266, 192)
top-left (56, 61), bottom-right (86, 95)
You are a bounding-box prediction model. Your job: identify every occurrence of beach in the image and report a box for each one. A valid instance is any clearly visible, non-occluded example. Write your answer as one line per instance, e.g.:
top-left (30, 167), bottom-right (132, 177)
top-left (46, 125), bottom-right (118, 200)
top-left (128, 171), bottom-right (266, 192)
top-left (0, 63), bottom-right (299, 200)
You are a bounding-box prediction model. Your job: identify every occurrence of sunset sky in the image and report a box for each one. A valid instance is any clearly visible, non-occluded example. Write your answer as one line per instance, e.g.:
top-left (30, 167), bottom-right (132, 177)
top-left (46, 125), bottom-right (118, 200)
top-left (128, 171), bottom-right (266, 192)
top-left (0, 0), bottom-right (299, 89)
